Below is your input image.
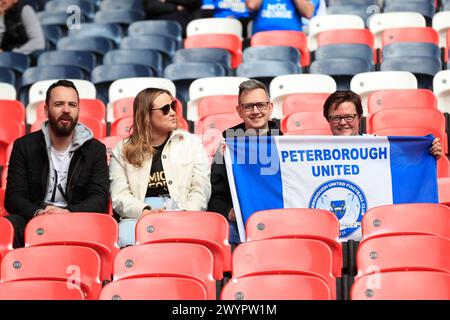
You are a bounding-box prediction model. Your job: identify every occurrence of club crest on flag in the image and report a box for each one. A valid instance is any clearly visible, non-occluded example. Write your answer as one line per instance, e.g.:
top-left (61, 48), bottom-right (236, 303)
top-left (309, 179), bottom-right (367, 238)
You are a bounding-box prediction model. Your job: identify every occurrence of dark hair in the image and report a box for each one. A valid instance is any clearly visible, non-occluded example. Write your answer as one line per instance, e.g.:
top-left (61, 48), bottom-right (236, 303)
top-left (238, 79), bottom-right (269, 102)
top-left (45, 80), bottom-right (80, 107)
top-left (323, 90), bottom-right (363, 120)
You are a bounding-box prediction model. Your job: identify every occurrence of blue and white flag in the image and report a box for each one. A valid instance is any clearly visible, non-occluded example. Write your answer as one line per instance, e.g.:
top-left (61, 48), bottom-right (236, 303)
top-left (224, 135), bottom-right (438, 242)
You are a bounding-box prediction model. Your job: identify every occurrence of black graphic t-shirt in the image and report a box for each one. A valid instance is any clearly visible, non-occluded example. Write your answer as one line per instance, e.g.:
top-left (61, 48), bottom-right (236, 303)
top-left (145, 139), bottom-right (169, 197)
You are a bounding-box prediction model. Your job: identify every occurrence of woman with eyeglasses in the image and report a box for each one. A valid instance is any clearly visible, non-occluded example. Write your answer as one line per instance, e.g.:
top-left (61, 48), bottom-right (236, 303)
top-left (109, 88), bottom-right (211, 247)
top-left (323, 90), bottom-right (442, 158)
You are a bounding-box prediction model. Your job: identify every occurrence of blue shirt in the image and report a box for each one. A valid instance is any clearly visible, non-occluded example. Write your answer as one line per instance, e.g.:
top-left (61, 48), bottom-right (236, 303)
top-left (252, 0), bottom-right (322, 34)
top-left (202, 0), bottom-right (251, 19)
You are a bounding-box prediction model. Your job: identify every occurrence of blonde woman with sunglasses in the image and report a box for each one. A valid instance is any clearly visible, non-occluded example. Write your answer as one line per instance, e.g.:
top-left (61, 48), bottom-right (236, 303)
top-left (109, 88), bottom-right (211, 246)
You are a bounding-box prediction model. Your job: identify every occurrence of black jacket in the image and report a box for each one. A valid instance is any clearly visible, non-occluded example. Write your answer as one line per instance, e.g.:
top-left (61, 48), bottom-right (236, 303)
top-left (1, 1), bottom-right (30, 51)
top-left (5, 130), bottom-right (110, 222)
top-left (207, 121), bottom-right (283, 219)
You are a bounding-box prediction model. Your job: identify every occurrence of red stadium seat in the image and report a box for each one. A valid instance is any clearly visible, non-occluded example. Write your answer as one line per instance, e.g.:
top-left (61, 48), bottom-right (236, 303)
top-left (246, 208), bottom-right (342, 277)
top-left (356, 235), bottom-right (450, 278)
top-left (184, 34), bottom-right (242, 69)
top-left (135, 211), bottom-right (231, 280)
top-left (281, 110), bottom-right (330, 133)
top-left (25, 212), bottom-right (120, 281)
top-left (0, 100), bottom-right (25, 130)
top-left (316, 29), bottom-right (376, 63)
top-left (100, 277), bottom-right (207, 300)
top-left (439, 177), bottom-right (450, 206)
top-left (0, 120), bottom-right (24, 167)
top-left (438, 156), bottom-right (450, 178)
top-left (382, 27), bottom-right (439, 47)
top-left (351, 271), bottom-right (450, 300)
top-left (112, 243), bottom-right (216, 299)
top-left (196, 113), bottom-right (242, 158)
top-left (372, 127), bottom-right (448, 156)
top-left (0, 245), bottom-right (102, 299)
top-left (0, 189), bottom-right (7, 217)
top-left (101, 135), bottom-right (124, 166)
top-left (283, 93), bottom-right (331, 117)
top-left (361, 203), bottom-right (450, 241)
top-left (0, 280), bottom-right (85, 300)
top-left (1, 166), bottom-right (7, 189)
top-left (221, 274), bottom-right (331, 300)
top-left (370, 107), bottom-right (447, 151)
top-left (251, 30), bottom-right (310, 67)
top-left (36, 99), bottom-right (107, 137)
top-left (0, 216), bottom-right (13, 261)
top-left (110, 116), bottom-right (132, 136)
top-left (30, 116), bottom-right (105, 140)
top-left (230, 238), bottom-right (337, 299)
top-left (197, 95), bottom-right (238, 119)
top-left (367, 89), bottom-right (437, 132)
top-left (196, 112), bottom-right (242, 135)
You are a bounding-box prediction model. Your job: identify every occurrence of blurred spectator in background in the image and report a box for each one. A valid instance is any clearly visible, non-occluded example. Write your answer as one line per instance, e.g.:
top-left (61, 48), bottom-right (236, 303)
top-left (143, 0), bottom-right (202, 36)
top-left (0, 0), bottom-right (45, 54)
top-left (201, 0), bottom-right (252, 37)
top-left (246, 0), bottom-right (317, 34)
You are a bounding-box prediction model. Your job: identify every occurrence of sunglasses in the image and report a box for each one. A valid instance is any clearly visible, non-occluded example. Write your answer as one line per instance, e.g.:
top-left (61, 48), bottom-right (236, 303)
top-left (152, 100), bottom-right (177, 115)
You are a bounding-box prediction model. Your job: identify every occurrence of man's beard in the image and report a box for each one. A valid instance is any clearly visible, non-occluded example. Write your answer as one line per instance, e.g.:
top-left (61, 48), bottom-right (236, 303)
top-left (48, 113), bottom-right (78, 137)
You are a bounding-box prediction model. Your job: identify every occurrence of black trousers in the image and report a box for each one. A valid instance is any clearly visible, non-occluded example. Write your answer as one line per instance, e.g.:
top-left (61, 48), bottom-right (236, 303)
top-left (4, 214), bottom-right (26, 248)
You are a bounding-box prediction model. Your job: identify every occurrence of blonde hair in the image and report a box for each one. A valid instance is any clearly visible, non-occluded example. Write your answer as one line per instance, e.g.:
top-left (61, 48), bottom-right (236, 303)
top-left (123, 88), bottom-right (174, 167)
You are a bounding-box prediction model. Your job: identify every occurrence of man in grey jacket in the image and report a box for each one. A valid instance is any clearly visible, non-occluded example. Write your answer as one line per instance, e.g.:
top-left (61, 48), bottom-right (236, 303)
top-left (5, 80), bottom-right (109, 247)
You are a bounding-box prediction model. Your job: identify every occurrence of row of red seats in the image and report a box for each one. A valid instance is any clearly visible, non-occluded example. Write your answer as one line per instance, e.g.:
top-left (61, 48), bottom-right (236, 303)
top-left (0, 203), bottom-right (450, 299)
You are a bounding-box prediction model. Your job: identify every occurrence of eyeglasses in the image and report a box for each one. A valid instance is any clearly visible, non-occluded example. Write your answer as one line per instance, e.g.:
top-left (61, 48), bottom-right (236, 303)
top-left (240, 101), bottom-right (270, 112)
top-left (328, 114), bottom-right (358, 124)
top-left (152, 100), bottom-right (177, 116)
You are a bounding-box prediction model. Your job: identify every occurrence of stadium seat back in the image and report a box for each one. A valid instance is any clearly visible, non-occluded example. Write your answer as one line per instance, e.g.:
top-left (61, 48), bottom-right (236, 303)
top-left (173, 48), bottom-right (232, 75)
top-left (283, 93), bottom-right (331, 117)
top-left (0, 52), bottom-right (30, 73)
top-left (368, 12), bottom-right (426, 48)
top-left (0, 120), bottom-right (25, 166)
top-left (0, 83), bottom-right (16, 100)
top-left (25, 212), bottom-right (120, 281)
top-left (37, 50), bottom-right (97, 73)
top-left (101, 136), bottom-right (124, 165)
top-left (68, 23), bottom-right (123, 45)
top-left (310, 58), bottom-right (372, 90)
top-left (0, 245), bottom-right (102, 299)
top-left (350, 71), bottom-right (418, 115)
top-left (231, 238), bottom-right (337, 299)
top-left (100, 277), bottom-right (207, 300)
top-left (281, 110), bottom-right (330, 133)
top-left (270, 74), bottom-right (337, 119)
top-left (103, 49), bottom-right (163, 76)
top-left (315, 43), bottom-right (374, 66)
top-left (251, 30), bottom-right (309, 67)
top-left (361, 203), bottom-right (450, 241)
top-left (357, 235), bottom-right (450, 278)
top-left (0, 280), bottom-right (85, 300)
top-left (135, 211), bottom-right (231, 279)
top-left (246, 208), bottom-right (342, 277)
top-left (57, 36), bottom-right (115, 57)
top-left (308, 14), bottom-right (365, 51)
top-left (0, 217), bottom-right (13, 260)
top-left (186, 18), bottom-right (243, 39)
top-left (221, 274), bottom-right (332, 300)
top-left (184, 34), bottom-right (242, 69)
top-left (128, 20), bottom-right (182, 44)
top-left (351, 271), bottom-right (450, 300)
top-left (439, 177), bottom-right (450, 205)
top-left (243, 46), bottom-right (300, 65)
top-left (164, 62), bottom-right (227, 107)
top-left (112, 243), bottom-right (216, 299)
